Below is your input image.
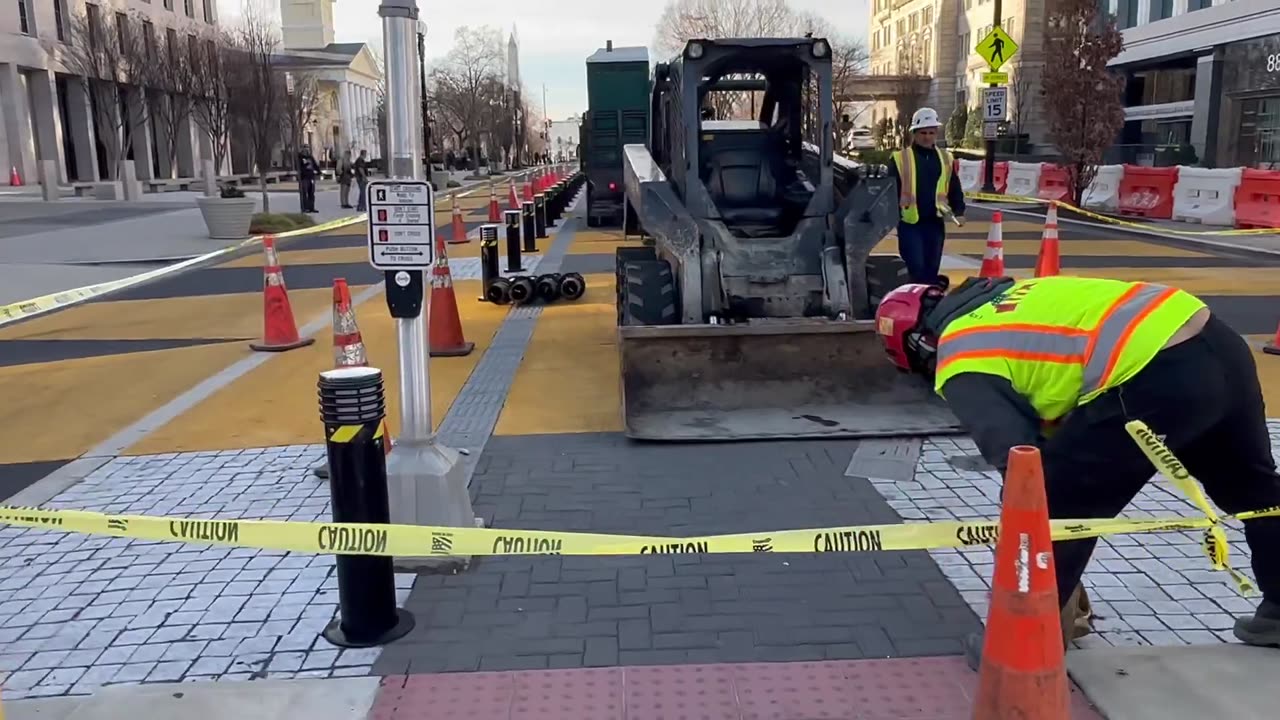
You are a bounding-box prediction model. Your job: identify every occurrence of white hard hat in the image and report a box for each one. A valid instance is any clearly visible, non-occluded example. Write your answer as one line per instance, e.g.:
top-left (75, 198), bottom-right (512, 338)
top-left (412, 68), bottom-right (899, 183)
top-left (909, 107), bottom-right (941, 132)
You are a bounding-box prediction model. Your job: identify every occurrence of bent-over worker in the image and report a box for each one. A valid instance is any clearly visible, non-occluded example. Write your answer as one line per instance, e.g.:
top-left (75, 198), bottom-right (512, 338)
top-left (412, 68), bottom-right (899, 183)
top-left (887, 108), bottom-right (966, 285)
top-left (874, 275), bottom-right (1280, 658)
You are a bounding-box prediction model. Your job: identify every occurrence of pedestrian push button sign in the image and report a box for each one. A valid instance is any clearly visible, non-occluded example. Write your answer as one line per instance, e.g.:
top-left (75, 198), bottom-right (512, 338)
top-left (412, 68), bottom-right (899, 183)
top-left (367, 179), bottom-right (434, 270)
top-left (976, 27), bottom-right (1018, 73)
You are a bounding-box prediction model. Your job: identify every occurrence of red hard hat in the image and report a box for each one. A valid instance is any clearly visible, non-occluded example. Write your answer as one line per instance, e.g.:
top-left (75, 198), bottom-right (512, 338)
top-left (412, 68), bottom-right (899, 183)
top-left (875, 283), bottom-right (934, 371)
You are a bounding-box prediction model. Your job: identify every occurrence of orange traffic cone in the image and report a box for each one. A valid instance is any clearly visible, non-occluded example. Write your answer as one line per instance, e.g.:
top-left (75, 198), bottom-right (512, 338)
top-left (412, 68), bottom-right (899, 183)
top-left (979, 211), bottom-right (1006, 278)
top-left (314, 280), bottom-right (390, 478)
top-left (971, 445), bottom-right (1070, 720)
top-left (1034, 204), bottom-right (1061, 278)
top-left (508, 179), bottom-right (520, 210)
top-left (447, 203), bottom-right (467, 244)
top-left (1264, 319), bottom-right (1280, 356)
top-left (9, 165), bottom-right (21, 186)
top-left (249, 236), bottom-right (314, 352)
top-left (488, 182), bottom-right (501, 222)
top-left (428, 235), bottom-right (475, 357)
top-left (523, 177), bottom-right (534, 202)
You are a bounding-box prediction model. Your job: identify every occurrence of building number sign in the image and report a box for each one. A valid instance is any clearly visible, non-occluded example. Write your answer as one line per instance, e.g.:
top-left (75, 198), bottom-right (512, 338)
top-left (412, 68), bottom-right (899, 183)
top-left (1268, 53), bottom-right (1280, 73)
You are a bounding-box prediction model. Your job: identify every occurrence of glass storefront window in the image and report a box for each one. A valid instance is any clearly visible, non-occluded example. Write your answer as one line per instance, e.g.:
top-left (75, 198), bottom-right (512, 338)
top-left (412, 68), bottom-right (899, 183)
top-left (1237, 98), bottom-right (1280, 169)
top-left (1219, 33), bottom-right (1280, 168)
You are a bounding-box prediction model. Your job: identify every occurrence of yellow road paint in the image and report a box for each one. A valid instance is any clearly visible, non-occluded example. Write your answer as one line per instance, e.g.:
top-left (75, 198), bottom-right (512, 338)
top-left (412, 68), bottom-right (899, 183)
top-left (944, 239), bottom-right (1209, 258)
top-left (0, 342), bottom-right (250, 463)
top-left (495, 273), bottom-right (623, 436)
top-left (0, 289), bottom-right (348, 342)
top-left (127, 280), bottom-right (507, 454)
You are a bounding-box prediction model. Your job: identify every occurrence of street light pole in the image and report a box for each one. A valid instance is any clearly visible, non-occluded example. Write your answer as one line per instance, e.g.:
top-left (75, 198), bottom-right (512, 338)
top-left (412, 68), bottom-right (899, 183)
top-left (377, 0), bottom-right (475, 566)
top-left (980, 0), bottom-right (1003, 194)
top-left (417, 21), bottom-right (430, 166)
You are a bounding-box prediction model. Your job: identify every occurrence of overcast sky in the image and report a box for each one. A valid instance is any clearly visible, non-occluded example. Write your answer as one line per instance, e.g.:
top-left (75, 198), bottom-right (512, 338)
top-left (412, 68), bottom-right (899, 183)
top-left (219, 0), bottom-right (869, 120)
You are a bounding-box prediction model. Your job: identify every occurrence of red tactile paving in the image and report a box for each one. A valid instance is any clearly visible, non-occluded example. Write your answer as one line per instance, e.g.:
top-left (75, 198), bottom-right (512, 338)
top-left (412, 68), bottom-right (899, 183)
top-left (367, 656), bottom-right (1105, 719)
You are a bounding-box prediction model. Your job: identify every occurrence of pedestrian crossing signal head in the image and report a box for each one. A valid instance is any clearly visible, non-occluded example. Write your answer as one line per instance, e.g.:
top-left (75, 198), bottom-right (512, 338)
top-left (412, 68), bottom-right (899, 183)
top-left (378, 229), bottom-right (388, 242)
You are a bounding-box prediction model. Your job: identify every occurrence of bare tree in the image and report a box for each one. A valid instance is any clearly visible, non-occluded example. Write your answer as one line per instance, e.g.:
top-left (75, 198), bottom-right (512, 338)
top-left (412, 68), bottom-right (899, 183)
top-left (227, 4), bottom-right (287, 211)
top-left (281, 71), bottom-right (321, 160)
top-left (1008, 64), bottom-right (1037, 159)
top-left (55, 9), bottom-right (150, 180)
top-left (190, 32), bottom-right (237, 176)
top-left (1043, 0), bottom-right (1125, 205)
top-left (140, 26), bottom-right (199, 178)
top-left (892, 74), bottom-right (929, 147)
top-left (654, 0), bottom-right (798, 58)
top-left (429, 26), bottom-right (504, 161)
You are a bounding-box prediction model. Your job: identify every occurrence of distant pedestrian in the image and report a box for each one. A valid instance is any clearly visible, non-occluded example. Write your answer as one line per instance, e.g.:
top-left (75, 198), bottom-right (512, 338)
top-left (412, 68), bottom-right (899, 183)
top-left (354, 150), bottom-right (370, 213)
top-left (297, 145), bottom-right (321, 214)
top-left (337, 150), bottom-right (354, 209)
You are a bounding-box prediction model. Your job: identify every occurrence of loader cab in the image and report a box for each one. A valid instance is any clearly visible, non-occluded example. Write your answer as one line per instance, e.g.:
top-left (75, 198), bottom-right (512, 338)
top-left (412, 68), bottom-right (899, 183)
top-left (649, 39), bottom-right (832, 239)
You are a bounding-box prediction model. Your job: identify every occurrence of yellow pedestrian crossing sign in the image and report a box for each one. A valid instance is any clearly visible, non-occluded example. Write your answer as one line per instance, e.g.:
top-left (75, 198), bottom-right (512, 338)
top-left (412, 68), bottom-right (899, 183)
top-left (976, 27), bottom-right (1018, 72)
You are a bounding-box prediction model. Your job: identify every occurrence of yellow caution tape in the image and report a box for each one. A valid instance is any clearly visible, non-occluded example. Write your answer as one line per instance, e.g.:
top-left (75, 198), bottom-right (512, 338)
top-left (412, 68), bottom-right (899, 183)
top-left (0, 214), bottom-right (366, 329)
top-left (1126, 420), bottom-right (1259, 594)
top-left (966, 191), bottom-right (1280, 237)
top-left (0, 423), bottom-right (1273, 595)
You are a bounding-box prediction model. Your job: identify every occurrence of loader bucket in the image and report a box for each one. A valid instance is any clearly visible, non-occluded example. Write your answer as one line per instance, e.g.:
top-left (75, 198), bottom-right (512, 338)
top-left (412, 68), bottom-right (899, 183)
top-left (619, 320), bottom-right (963, 441)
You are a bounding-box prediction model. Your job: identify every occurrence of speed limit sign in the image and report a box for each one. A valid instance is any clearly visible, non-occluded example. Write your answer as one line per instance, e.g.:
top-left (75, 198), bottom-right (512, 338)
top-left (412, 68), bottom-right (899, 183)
top-left (983, 87), bottom-right (1008, 122)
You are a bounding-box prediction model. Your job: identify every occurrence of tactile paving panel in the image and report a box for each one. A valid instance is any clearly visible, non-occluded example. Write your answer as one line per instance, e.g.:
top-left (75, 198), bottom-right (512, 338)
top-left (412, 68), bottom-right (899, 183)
top-left (733, 661), bottom-right (856, 719)
top-left (623, 664), bottom-right (740, 720)
top-left (510, 667), bottom-right (625, 719)
top-left (372, 656), bottom-right (1105, 719)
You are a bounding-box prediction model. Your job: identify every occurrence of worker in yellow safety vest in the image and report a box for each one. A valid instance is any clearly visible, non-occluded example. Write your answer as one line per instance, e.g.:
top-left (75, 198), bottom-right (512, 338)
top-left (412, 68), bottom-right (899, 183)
top-left (875, 275), bottom-right (1280, 662)
top-left (887, 108), bottom-right (966, 285)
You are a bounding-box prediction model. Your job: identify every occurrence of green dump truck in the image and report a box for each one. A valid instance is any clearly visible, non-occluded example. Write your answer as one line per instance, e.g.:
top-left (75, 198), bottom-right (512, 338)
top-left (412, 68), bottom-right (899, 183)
top-left (582, 41), bottom-right (650, 227)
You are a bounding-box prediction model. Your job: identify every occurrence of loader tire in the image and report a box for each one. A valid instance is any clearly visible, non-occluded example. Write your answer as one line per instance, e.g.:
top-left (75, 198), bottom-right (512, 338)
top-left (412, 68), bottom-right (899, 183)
top-left (865, 256), bottom-right (910, 310)
top-left (620, 260), bottom-right (677, 326)
top-left (615, 247), bottom-right (658, 324)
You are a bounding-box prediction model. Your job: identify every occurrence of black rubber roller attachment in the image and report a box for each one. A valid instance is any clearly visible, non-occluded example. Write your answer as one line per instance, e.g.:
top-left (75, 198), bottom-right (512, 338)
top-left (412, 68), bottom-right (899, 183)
top-left (486, 277), bottom-right (512, 304)
top-left (535, 274), bottom-right (562, 302)
top-left (559, 272), bottom-right (586, 301)
top-left (509, 275), bottom-right (536, 304)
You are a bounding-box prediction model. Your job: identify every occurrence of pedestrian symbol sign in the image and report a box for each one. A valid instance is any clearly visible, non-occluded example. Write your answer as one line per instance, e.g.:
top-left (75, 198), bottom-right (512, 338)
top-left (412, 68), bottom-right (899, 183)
top-left (976, 27), bottom-right (1018, 72)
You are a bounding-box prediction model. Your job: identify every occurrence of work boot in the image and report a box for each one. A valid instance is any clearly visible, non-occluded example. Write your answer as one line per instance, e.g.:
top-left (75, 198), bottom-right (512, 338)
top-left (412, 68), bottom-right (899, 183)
top-left (1233, 599), bottom-right (1280, 648)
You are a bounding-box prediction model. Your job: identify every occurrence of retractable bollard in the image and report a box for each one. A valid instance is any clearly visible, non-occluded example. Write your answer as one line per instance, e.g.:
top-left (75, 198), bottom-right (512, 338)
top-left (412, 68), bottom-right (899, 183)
top-left (534, 194), bottom-right (548, 239)
top-left (479, 224), bottom-right (500, 300)
top-left (521, 201), bottom-right (537, 253)
top-left (319, 367), bottom-right (415, 649)
top-left (504, 210), bottom-right (523, 272)
top-left (549, 183), bottom-right (564, 222)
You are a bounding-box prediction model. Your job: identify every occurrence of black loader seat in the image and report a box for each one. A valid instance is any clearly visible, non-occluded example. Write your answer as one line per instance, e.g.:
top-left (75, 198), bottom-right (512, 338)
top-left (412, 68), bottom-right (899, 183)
top-left (706, 148), bottom-right (786, 227)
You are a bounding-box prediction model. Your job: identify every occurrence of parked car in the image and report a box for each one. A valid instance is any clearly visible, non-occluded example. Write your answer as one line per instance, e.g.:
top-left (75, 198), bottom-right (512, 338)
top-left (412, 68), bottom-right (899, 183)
top-left (847, 127), bottom-right (876, 151)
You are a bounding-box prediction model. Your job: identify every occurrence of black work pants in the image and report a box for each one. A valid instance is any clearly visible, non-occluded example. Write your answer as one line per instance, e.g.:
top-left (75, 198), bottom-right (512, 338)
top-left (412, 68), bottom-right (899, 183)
top-left (301, 178), bottom-right (317, 212)
top-left (897, 218), bottom-right (946, 285)
top-left (1042, 315), bottom-right (1280, 607)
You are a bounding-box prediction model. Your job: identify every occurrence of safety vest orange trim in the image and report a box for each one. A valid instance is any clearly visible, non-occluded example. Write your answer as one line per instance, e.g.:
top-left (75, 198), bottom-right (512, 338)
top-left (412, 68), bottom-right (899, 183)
top-left (936, 282), bottom-right (1179, 395)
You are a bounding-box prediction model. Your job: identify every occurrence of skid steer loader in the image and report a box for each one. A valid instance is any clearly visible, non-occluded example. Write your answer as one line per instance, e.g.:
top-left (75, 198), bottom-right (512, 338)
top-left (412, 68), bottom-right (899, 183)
top-left (616, 37), bottom-right (963, 441)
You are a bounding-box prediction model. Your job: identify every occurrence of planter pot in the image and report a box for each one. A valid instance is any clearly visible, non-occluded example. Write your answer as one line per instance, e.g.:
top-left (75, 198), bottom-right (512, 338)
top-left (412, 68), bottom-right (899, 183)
top-left (196, 196), bottom-right (257, 239)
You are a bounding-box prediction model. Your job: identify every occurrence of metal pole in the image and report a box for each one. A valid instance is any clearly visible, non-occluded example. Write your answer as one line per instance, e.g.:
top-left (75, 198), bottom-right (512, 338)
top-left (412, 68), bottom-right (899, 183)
top-left (981, 0), bottom-right (1003, 194)
top-left (417, 22), bottom-right (430, 165)
top-left (378, 0), bottom-right (475, 568)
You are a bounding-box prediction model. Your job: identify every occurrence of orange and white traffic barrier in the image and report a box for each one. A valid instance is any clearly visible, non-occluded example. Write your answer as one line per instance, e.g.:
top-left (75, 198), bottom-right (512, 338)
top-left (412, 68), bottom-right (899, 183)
top-left (249, 236), bottom-right (314, 352)
top-left (1034, 204), bottom-right (1061, 278)
top-left (428, 235), bottom-right (475, 357)
top-left (978, 211), bottom-right (1006, 278)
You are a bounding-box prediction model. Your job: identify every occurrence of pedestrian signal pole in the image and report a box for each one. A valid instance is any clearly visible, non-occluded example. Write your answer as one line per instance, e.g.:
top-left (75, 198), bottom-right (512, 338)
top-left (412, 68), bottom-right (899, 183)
top-left (981, 0), bottom-right (1003, 194)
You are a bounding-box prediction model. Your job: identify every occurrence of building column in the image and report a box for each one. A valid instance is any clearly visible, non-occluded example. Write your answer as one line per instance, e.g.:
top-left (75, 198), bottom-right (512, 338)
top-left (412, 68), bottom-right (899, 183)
top-left (176, 109), bottom-right (196, 178)
top-left (368, 86), bottom-right (381, 159)
top-left (339, 81), bottom-right (354, 151)
top-left (28, 70), bottom-right (68, 185)
top-left (360, 86), bottom-right (373, 152)
top-left (64, 78), bottom-right (99, 182)
top-left (0, 63), bottom-right (37, 185)
top-left (126, 86), bottom-right (155, 180)
top-left (1191, 48), bottom-right (1224, 168)
top-left (152, 92), bottom-right (174, 179)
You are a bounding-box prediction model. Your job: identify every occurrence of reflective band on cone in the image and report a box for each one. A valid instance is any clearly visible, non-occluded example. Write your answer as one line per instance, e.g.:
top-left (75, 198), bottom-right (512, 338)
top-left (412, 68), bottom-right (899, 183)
top-left (429, 235), bottom-right (475, 357)
top-left (249, 235), bottom-right (315, 353)
top-left (979, 211), bottom-right (1006, 278)
top-left (509, 179), bottom-right (520, 210)
top-left (488, 184), bottom-right (501, 223)
top-left (447, 204), bottom-right (467, 245)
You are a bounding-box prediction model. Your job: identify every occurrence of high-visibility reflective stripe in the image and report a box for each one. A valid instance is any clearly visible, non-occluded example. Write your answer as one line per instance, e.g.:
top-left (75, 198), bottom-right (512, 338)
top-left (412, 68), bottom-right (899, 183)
top-left (937, 329), bottom-right (1088, 373)
top-left (1081, 283), bottom-right (1177, 393)
top-left (938, 282), bottom-right (1178, 395)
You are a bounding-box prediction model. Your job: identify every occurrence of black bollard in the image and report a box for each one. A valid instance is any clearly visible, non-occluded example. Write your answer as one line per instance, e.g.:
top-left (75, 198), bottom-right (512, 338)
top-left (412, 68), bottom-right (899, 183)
top-left (521, 201), bottom-right (537, 253)
top-left (534, 194), bottom-right (548, 239)
top-left (504, 210), bottom-right (523, 272)
top-left (479, 224), bottom-right (500, 300)
top-left (319, 366), bottom-right (415, 649)
top-left (549, 184), bottom-right (564, 222)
